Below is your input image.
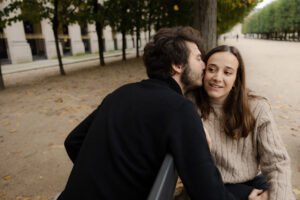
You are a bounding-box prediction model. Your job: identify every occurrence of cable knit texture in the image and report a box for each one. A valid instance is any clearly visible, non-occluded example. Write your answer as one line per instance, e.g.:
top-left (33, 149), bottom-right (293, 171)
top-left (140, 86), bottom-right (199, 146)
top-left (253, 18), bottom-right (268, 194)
top-left (195, 97), bottom-right (295, 200)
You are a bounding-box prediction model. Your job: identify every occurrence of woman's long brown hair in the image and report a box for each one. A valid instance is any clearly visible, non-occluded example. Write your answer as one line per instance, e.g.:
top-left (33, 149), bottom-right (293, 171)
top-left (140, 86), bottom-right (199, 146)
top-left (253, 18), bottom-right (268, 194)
top-left (193, 45), bottom-right (256, 139)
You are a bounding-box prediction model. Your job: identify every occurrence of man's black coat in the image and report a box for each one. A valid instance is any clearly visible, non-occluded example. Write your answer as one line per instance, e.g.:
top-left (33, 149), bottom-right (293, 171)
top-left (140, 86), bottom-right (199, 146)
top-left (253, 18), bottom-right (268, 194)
top-left (58, 78), bottom-right (235, 200)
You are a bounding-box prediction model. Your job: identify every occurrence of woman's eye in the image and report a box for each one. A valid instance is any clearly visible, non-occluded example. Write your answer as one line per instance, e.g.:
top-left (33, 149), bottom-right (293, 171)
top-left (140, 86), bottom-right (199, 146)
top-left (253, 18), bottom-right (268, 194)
top-left (207, 67), bottom-right (215, 72)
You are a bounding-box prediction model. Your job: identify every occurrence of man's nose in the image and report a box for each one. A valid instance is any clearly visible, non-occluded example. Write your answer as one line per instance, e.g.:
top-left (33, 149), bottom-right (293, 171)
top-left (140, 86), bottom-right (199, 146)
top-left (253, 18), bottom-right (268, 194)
top-left (200, 60), bottom-right (205, 70)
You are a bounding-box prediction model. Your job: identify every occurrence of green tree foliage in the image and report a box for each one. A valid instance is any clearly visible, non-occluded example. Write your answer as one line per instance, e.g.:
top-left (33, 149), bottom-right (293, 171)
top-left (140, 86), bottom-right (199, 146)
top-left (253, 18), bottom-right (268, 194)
top-left (106, 0), bottom-right (133, 60)
top-left (0, 0), bottom-right (262, 85)
top-left (128, 0), bottom-right (146, 58)
top-left (75, 0), bottom-right (109, 66)
top-left (242, 0), bottom-right (300, 41)
top-left (0, 29), bottom-right (3, 89)
top-left (157, 0), bottom-right (194, 29)
top-left (44, 0), bottom-right (86, 75)
top-left (217, 0), bottom-right (261, 35)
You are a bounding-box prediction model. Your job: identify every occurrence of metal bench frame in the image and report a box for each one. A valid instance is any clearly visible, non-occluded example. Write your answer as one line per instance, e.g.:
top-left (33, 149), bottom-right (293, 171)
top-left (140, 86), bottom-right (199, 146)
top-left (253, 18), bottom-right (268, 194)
top-left (147, 154), bottom-right (178, 200)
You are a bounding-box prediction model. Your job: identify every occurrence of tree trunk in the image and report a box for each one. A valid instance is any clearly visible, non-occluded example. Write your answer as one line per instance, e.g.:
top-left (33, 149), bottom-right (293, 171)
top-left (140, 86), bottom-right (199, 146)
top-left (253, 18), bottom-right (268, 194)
top-left (192, 0), bottom-right (217, 52)
top-left (0, 59), bottom-right (5, 90)
top-left (292, 31), bottom-right (295, 41)
top-left (135, 1), bottom-right (140, 57)
top-left (148, 13), bottom-right (152, 41)
top-left (93, 0), bottom-right (105, 66)
top-left (147, 2), bottom-right (153, 41)
top-left (136, 28), bottom-right (140, 57)
top-left (121, 29), bottom-right (126, 61)
top-left (96, 22), bottom-right (105, 66)
top-left (53, 0), bottom-right (66, 76)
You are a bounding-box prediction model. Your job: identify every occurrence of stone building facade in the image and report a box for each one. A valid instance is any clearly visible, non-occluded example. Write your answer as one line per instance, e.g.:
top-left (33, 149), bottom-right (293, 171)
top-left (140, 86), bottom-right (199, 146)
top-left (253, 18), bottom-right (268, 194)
top-left (0, 0), bottom-right (149, 64)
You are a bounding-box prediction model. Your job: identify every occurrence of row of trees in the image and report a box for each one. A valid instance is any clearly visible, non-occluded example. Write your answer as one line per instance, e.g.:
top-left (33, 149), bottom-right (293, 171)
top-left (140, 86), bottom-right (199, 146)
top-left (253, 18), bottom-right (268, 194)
top-left (242, 0), bottom-right (300, 41)
top-left (0, 0), bottom-right (260, 90)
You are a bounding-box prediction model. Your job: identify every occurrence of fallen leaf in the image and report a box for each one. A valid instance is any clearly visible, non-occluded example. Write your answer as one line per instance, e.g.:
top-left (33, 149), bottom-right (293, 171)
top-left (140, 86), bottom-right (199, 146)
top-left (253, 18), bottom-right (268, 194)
top-left (54, 98), bottom-right (63, 103)
top-left (293, 188), bottom-right (300, 195)
top-left (9, 129), bottom-right (17, 133)
top-left (16, 196), bottom-right (32, 200)
top-left (0, 191), bottom-right (6, 197)
top-left (10, 151), bottom-right (22, 155)
top-left (48, 144), bottom-right (64, 149)
top-left (23, 151), bottom-right (37, 158)
top-left (2, 175), bottom-right (12, 181)
top-left (280, 115), bottom-right (289, 120)
top-left (2, 121), bottom-right (10, 126)
top-left (24, 92), bottom-right (34, 97)
top-left (36, 196), bottom-right (49, 200)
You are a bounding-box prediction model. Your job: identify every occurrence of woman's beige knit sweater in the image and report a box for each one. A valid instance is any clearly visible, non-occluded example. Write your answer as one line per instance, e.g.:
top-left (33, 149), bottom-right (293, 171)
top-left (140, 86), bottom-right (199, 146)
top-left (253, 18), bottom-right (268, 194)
top-left (198, 97), bottom-right (295, 200)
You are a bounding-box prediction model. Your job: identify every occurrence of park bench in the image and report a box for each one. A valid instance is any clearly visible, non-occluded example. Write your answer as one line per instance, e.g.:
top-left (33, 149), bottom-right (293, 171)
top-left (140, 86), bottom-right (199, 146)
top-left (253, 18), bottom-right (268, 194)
top-left (147, 154), bottom-right (178, 200)
top-left (54, 154), bottom-right (178, 200)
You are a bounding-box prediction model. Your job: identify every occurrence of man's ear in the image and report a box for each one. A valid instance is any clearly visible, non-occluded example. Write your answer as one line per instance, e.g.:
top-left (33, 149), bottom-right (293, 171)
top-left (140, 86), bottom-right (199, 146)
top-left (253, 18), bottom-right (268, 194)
top-left (171, 63), bottom-right (184, 74)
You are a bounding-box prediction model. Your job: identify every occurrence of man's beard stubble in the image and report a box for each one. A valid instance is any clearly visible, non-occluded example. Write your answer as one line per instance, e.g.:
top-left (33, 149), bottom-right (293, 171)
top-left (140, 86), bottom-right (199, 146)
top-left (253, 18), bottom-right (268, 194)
top-left (181, 64), bottom-right (201, 93)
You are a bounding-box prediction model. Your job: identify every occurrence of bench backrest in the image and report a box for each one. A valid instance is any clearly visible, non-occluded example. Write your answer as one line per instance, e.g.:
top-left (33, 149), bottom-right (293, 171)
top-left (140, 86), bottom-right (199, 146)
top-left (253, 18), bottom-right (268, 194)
top-left (147, 154), bottom-right (178, 200)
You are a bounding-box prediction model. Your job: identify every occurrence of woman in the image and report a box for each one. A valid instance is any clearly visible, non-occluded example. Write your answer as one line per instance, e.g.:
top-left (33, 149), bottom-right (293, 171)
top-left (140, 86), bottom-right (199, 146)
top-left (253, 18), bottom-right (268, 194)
top-left (190, 45), bottom-right (295, 200)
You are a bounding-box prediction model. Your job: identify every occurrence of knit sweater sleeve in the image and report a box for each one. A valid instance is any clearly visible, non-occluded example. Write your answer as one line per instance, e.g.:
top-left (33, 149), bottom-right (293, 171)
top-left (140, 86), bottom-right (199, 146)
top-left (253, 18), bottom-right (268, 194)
top-left (255, 99), bottom-right (295, 200)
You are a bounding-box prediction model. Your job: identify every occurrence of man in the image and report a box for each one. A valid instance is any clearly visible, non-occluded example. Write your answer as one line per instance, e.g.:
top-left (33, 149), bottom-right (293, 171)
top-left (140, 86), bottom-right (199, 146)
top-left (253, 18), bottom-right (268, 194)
top-left (57, 26), bottom-right (236, 200)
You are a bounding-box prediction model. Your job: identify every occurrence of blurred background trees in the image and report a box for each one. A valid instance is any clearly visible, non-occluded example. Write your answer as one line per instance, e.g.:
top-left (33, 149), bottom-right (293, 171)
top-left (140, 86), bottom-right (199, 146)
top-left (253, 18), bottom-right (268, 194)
top-left (1, 0), bottom-right (262, 50)
top-left (242, 0), bottom-right (300, 41)
top-left (0, 0), bottom-right (261, 86)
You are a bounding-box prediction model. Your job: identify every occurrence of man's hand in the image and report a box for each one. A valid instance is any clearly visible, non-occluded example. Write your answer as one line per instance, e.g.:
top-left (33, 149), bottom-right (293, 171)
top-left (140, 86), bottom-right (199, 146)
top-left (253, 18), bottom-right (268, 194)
top-left (248, 189), bottom-right (269, 200)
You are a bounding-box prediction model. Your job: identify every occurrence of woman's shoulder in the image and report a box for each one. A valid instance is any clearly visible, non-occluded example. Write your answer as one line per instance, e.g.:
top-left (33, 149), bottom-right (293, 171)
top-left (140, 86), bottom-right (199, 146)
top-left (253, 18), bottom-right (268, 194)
top-left (248, 91), bottom-right (269, 107)
top-left (248, 91), bottom-right (272, 121)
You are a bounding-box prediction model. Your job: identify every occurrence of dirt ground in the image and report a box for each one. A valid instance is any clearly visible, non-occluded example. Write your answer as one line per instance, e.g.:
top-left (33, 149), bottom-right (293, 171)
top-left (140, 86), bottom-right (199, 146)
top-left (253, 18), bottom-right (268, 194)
top-left (0, 57), bottom-right (147, 200)
top-left (0, 38), bottom-right (300, 200)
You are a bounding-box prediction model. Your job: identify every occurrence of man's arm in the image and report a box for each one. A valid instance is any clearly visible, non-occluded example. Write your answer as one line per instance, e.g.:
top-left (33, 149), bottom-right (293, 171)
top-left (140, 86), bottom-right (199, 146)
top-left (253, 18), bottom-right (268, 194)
top-left (168, 102), bottom-right (236, 200)
top-left (64, 107), bottom-right (99, 163)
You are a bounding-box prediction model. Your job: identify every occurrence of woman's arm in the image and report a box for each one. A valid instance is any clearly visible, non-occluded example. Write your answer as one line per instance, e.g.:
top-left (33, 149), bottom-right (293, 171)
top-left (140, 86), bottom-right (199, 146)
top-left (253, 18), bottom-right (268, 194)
top-left (256, 100), bottom-right (295, 200)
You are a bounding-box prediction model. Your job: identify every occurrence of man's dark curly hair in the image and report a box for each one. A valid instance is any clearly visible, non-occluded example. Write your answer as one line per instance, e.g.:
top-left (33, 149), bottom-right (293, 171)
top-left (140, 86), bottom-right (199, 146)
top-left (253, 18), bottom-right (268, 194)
top-left (143, 26), bottom-right (203, 79)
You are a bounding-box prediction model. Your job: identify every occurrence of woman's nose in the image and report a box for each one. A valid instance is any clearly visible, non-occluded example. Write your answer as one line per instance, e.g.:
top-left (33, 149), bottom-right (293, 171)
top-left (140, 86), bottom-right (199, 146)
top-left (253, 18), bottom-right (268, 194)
top-left (212, 72), bottom-right (222, 81)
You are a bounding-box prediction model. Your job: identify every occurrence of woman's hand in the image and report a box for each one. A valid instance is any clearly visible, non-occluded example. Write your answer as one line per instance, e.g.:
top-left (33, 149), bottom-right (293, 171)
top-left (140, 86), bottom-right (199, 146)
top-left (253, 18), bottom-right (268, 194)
top-left (248, 189), bottom-right (269, 200)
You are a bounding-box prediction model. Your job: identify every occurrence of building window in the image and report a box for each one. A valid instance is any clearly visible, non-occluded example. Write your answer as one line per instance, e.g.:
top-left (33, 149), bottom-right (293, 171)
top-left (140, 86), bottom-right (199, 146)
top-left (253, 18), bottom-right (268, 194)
top-left (62, 25), bottom-right (69, 35)
top-left (23, 21), bottom-right (34, 34)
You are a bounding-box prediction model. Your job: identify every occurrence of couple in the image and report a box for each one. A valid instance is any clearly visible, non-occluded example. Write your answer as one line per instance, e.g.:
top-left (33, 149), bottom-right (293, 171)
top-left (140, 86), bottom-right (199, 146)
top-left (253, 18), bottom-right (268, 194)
top-left (57, 26), bottom-right (295, 200)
